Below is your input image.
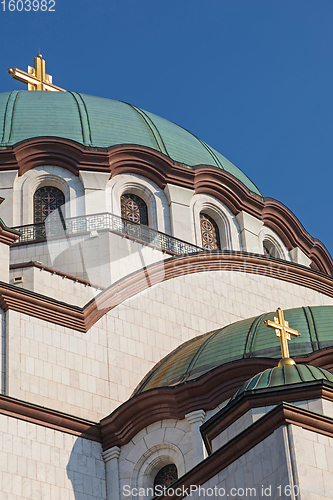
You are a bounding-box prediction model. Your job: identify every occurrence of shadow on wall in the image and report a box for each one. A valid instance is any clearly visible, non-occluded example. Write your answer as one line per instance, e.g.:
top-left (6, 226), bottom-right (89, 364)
top-left (66, 435), bottom-right (107, 499)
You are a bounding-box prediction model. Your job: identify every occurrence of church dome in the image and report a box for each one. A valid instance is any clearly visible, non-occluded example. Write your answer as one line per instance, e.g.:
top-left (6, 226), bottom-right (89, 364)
top-left (133, 305), bottom-right (333, 395)
top-left (229, 364), bottom-right (333, 403)
top-left (0, 90), bottom-right (262, 196)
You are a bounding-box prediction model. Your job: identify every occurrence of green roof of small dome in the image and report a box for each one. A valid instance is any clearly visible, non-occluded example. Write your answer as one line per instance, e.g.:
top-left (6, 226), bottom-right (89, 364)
top-left (134, 305), bottom-right (333, 395)
top-left (230, 364), bottom-right (333, 403)
top-left (0, 90), bottom-right (262, 196)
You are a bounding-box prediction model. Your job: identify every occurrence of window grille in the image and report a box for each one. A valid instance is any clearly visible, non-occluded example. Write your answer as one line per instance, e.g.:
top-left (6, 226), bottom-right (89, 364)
top-left (200, 213), bottom-right (220, 250)
top-left (121, 194), bottom-right (148, 225)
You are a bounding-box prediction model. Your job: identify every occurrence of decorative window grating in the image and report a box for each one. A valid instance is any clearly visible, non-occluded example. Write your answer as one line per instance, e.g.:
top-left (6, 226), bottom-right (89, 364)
top-left (121, 194), bottom-right (148, 225)
top-left (34, 186), bottom-right (65, 224)
top-left (200, 213), bottom-right (220, 250)
top-left (154, 464), bottom-right (178, 490)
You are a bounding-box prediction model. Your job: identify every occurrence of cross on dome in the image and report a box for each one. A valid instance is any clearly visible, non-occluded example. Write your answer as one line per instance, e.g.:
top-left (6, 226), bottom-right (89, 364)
top-left (264, 308), bottom-right (301, 367)
top-left (7, 54), bottom-right (66, 92)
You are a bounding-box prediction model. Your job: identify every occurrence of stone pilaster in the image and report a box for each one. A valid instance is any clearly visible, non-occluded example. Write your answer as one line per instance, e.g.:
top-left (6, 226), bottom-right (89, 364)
top-left (164, 184), bottom-right (195, 244)
top-left (185, 409), bottom-right (206, 466)
top-left (103, 446), bottom-right (121, 500)
top-left (236, 211), bottom-right (263, 254)
top-left (79, 171), bottom-right (110, 215)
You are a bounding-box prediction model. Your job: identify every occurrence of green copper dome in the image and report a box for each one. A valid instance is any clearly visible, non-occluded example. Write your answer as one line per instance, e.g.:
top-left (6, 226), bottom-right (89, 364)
top-left (134, 305), bottom-right (333, 395)
top-left (0, 90), bottom-right (262, 196)
top-left (230, 364), bottom-right (333, 403)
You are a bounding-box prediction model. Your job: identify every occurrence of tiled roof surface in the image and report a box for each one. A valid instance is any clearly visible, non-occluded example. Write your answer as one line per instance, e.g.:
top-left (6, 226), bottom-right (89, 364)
top-left (134, 306), bottom-right (333, 394)
top-left (0, 91), bottom-right (262, 196)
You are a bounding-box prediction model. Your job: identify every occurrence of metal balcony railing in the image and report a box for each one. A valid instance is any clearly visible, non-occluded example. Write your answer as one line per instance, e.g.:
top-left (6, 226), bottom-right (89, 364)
top-left (11, 212), bottom-right (204, 256)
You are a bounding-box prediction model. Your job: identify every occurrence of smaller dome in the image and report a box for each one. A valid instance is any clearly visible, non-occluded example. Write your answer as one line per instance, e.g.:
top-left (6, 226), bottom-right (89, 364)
top-left (230, 364), bottom-right (333, 403)
top-left (133, 306), bottom-right (333, 396)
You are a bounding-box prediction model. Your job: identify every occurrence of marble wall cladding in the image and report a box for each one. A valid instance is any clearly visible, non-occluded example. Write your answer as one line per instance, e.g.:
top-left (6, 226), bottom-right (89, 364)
top-left (10, 230), bottom-right (169, 289)
top-left (184, 427), bottom-right (292, 500)
top-left (211, 400), bottom-right (330, 454)
top-left (290, 424), bottom-right (333, 500)
top-left (4, 267), bottom-right (333, 420)
top-left (9, 266), bottom-right (100, 307)
top-left (0, 413), bottom-right (106, 500)
top-left (6, 310), bottom-right (112, 421)
top-left (119, 418), bottom-right (192, 500)
top-left (105, 270), bottom-right (333, 405)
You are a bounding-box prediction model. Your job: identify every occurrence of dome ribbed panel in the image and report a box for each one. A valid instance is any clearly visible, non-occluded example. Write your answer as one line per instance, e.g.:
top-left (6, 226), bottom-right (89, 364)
top-left (0, 92), bottom-right (11, 144)
top-left (229, 365), bottom-right (333, 404)
top-left (210, 146), bottom-right (262, 196)
top-left (250, 308), bottom-right (312, 359)
top-left (8, 91), bottom-right (84, 145)
top-left (80, 95), bottom-right (158, 150)
top-left (143, 110), bottom-right (221, 168)
top-left (132, 335), bottom-right (205, 395)
top-left (188, 317), bottom-right (254, 376)
top-left (134, 306), bottom-right (333, 395)
top-left (0, 91), bottom-right (264, 196)
top-left (310, 306), bottom-right (333, 344)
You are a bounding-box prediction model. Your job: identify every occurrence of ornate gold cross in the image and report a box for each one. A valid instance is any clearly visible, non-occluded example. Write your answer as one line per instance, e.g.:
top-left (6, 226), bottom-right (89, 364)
top-left (8, 54), bottom-right (66, 92)
top-left (264, 308), bottom-right (300, 367)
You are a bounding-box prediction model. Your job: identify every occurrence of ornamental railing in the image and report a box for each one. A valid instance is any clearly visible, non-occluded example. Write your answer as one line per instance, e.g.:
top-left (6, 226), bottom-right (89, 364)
top-left (11, 211), bottom-right (204, 256)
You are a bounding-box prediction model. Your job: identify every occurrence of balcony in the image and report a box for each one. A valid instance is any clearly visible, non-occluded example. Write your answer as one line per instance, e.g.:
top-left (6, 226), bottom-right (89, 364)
top-left (11, 212), bottom-right (204, 257)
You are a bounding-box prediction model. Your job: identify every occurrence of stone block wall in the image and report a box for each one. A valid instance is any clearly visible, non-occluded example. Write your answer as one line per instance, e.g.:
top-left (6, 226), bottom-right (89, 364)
top-left (0, 413), bottom-right (106, 500)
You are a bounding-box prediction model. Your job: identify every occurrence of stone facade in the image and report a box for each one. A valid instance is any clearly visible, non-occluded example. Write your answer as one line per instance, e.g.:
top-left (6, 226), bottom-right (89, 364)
top-left (0, 127), bottom-right (332, 500)
top-left (0, 413), bottom-right (106, 500)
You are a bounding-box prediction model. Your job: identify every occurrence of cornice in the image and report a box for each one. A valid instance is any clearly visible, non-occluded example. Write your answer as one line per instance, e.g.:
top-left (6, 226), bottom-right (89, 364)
top-left (0, 218), bottom-right (20, 245)
top-left (0, 394), bottom-right (101, 441)
top-left (2, 252), bottom-right (333, 333)
top-left (201, 379), bottom-right (333, 454)
top-left (0, 139), bottom-right (331, 273)
top-left (1, 366), bottom-right (333, 459)
top-left (99, 349), bottom-right (333, 451)
top-left (10, 261), bottom-right (105, 290)
top-left (152, 403), bottom-right (333, 500)
top-left (0, 280), bottom-right (86, 331)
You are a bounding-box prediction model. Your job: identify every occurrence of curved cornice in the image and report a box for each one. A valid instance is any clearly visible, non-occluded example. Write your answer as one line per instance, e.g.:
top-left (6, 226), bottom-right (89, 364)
top-left (0, 394), bottom-right (101, 442)
top-left (100, 348), bottom-right (333, 450)
top-left (201, 378), bottom-right (333, 454)
top-left (148, 402), bottom-right (333, 500)
top-left (1, 139), bottom-right (331, 273)
top-left (0, 218), bottom-right (20, 245)
top-left (1, 252), bottom-right (333, 333)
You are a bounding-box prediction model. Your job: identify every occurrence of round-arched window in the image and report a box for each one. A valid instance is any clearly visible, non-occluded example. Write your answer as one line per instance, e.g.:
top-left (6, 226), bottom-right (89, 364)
top-left (154, 464), bottom-right (178, 490)
top-left (34, 186), bottom-right (65, 224)
top-left (200, 213), bottom-right (221, 250)
top-left (121, 194), bottom-right (148, 225)
top-left (263, 239), bottom-right (280, 258)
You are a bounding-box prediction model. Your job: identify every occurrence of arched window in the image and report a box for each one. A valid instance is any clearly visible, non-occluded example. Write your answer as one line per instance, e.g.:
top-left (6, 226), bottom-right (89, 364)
top-left (34, 186), bottom-right (65, 224)
top-left (121, 194), bottom-right (148, 225)
top-left (263, 239), bottom-right (280, 258)
top-left (200, 213), bottom-right (221, 250)
top-left (154, 464), bottom-right (178, 490)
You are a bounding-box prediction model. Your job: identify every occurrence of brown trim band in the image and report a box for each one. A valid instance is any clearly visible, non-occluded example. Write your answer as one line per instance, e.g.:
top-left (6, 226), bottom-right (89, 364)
top-left (201, 379), bottom-right (333, 454)
top-left (0, 280), bottom-right (86, 331)
top-left (0, 219), bottom-right (20, 246)
top-left (10, 261), bottom-right (105, 290)
top-left (1, 139), bottom-right (332, 274)
top-left (2, 251), bottom-right (333, 332)
top-left (0, 394), bottom-right (101, 441)
top-left (100, 349), bottom-right (333, 451)
top-left (155, 403), bottom-right (333, 500)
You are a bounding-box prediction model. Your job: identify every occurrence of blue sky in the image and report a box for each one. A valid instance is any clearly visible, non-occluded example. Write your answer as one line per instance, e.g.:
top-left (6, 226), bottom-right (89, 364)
top-left (1, 1), bottom-right (333, 257)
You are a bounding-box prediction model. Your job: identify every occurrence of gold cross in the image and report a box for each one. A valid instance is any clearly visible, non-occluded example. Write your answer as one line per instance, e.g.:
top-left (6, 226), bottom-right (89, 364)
top-left (7, 54), bottom-right (66, 92)
top-left (264, 308), bottom-right (300, 367)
